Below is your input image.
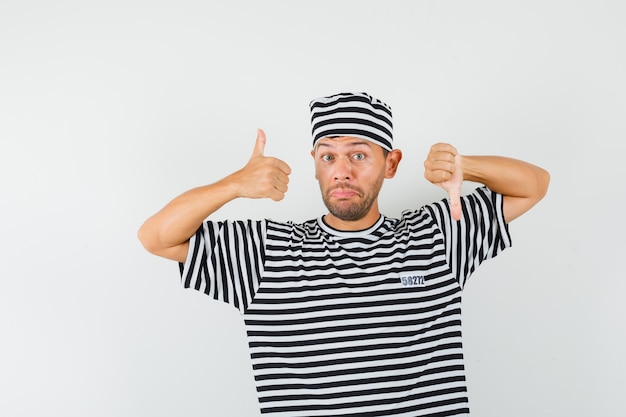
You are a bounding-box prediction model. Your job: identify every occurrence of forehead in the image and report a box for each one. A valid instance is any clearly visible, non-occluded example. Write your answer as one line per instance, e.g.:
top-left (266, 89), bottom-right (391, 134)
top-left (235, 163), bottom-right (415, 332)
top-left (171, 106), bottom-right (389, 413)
top-left (314, 136), bottom-right (377, 151)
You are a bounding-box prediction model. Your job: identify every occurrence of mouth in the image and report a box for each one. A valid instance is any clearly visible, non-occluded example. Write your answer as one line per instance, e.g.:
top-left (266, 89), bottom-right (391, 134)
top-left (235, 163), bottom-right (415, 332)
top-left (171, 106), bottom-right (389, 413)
top-left (329, 187), bottom-right (361, 199)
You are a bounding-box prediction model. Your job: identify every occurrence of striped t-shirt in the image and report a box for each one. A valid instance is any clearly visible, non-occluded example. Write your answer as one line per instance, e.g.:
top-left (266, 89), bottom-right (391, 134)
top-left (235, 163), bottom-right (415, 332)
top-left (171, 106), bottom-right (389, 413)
top-left (180, 186), bottom-right (511, 416)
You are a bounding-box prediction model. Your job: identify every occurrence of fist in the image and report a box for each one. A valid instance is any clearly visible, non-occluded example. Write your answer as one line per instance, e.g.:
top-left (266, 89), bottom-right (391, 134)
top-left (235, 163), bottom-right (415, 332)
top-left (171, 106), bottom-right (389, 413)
top-left (424, 143), bottom-right (463, 221)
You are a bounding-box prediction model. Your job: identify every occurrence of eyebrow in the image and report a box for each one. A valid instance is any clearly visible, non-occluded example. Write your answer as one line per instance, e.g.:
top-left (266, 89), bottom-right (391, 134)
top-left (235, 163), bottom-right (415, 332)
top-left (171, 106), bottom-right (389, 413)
top-left (316, 140), bottom-right (372, 149)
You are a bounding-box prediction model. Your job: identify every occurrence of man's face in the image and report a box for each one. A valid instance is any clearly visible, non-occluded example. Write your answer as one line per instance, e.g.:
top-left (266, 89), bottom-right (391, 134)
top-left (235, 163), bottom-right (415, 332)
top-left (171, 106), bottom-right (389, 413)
top-left (311, 137), bottom-right (401, 226)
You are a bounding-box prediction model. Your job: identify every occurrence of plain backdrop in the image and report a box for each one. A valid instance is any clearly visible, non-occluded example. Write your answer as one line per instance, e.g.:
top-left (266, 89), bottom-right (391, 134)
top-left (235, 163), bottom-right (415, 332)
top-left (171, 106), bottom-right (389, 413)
top-left (1, 1), bottom-right (625, 416)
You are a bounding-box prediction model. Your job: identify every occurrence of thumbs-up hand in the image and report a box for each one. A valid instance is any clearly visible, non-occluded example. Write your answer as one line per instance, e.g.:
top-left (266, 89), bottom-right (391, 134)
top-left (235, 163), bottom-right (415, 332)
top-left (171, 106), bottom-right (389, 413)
top-left (250, 128), bottom-right (268, 158)
top-left (230, 129), bottom-right (292, 201)
top-left (424, 143), bottom-right (463, 221)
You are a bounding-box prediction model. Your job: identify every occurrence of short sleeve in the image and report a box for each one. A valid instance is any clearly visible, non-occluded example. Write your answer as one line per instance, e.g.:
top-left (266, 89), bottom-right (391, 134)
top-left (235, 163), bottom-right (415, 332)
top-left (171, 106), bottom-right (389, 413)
top-left (178, 219), bottom-right (266, 312)
top-left (424, 186), bottom-right (512, 289)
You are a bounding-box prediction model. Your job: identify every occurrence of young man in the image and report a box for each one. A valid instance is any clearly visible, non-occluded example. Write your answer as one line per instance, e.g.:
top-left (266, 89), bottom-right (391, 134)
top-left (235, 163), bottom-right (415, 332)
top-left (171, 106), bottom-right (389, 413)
top-left (138, 92), bottom-right (549, 416)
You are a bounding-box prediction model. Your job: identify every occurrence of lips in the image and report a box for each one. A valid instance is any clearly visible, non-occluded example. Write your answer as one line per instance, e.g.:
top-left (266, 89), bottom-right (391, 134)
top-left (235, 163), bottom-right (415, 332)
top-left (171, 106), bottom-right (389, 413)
top-left (329, 187), bottom-right (361, 199)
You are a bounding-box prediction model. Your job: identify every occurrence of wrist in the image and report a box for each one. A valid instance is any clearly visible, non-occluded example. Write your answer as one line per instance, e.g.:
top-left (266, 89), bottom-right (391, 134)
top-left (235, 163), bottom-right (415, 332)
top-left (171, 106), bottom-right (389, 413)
top-left (460, 155), bottom-right (481, 183)
top-left (218, 172), bottom-right (245, 200)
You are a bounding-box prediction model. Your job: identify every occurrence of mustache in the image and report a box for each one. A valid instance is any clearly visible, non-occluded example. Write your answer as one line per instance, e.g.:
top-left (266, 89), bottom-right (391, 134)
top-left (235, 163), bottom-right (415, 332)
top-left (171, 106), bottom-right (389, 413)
top-left (328, 184), bottom-right (363, 195)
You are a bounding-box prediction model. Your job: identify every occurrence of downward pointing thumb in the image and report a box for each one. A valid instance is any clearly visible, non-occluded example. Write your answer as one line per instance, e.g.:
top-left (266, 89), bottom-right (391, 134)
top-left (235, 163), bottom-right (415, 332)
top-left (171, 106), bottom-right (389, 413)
top-left (447, 184), bottom-right (462, 221)
top-left (252, 129), bottom-right (266, 157)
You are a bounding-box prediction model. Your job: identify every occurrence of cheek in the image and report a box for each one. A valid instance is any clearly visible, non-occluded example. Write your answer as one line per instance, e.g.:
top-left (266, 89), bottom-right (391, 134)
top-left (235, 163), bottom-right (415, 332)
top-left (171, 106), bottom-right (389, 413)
top-left (314, 163), bottom-right (332, 180)
top-left (359, 164), bottom-right (381, 178)
top-left (313, 164), bottom-right (321, 180)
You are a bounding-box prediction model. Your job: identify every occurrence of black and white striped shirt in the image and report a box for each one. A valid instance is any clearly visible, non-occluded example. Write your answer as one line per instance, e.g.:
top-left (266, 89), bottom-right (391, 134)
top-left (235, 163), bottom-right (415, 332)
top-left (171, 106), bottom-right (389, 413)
top-left (180, 186), bottom-right (511, 416)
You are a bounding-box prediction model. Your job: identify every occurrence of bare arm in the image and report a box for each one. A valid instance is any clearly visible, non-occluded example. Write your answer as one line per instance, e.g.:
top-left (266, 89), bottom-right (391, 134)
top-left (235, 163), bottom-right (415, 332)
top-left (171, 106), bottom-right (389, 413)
top-left (137, 130), bottom-right (291, 262)
top-left (461, 155), bottom-right (550, 222)
top-left (424, 143), bottom-right (550, 223)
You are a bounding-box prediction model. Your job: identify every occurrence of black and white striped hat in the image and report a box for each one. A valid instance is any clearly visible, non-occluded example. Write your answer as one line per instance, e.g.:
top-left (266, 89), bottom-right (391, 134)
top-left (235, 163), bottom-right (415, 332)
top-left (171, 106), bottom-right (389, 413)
top-left (309, 92), bottom-right (393, 151)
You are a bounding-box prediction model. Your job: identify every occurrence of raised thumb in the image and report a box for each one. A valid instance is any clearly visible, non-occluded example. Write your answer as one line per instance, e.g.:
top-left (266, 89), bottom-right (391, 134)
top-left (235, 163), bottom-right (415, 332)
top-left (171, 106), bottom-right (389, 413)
top-left (251, 128), bottom-right (266, 157)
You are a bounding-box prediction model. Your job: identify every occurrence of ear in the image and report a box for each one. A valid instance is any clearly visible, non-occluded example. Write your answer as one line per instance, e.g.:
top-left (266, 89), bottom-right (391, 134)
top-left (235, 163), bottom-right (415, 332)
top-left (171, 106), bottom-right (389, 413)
top-left (384, 149), bottom-right (403, 178)
top-left (310, 149), bottom-right (319, 180)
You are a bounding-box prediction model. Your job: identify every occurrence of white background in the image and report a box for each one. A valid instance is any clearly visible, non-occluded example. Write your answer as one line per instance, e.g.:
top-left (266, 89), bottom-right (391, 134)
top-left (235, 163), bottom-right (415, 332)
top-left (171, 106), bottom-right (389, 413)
top-left (1, 1), bottom-right (624, 416)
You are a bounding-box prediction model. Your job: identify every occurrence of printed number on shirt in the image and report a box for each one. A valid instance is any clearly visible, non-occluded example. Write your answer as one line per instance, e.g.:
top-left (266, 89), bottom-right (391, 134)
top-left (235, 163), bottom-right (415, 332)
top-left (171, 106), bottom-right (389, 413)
top-left (400, 275), bottom-right (426, 287)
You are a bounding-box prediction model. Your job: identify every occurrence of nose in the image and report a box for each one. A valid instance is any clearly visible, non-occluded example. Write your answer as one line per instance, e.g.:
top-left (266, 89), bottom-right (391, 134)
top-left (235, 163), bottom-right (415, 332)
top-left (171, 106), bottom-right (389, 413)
top-left (333, 156), bottom-right (352, 181)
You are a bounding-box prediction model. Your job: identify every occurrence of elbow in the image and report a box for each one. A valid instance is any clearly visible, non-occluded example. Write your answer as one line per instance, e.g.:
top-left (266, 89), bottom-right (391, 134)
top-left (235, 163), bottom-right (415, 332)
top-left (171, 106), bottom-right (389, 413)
top-left (137, 221), bottom-right (159, 255)
top-left (137, 220), bottom-right (187, 263)
top-left (537, 167), bottom-right (551, 201)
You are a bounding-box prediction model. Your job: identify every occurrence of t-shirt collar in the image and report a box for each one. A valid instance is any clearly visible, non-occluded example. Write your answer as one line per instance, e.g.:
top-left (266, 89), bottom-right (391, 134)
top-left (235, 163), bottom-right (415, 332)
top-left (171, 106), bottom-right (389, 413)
top-left (317, 214), bottom-right (385, 237)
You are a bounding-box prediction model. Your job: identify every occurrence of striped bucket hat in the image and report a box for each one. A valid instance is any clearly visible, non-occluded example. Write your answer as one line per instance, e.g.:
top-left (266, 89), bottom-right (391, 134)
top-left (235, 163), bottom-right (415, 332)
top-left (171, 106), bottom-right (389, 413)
top-left (309, 92), bottom-right (393, 151)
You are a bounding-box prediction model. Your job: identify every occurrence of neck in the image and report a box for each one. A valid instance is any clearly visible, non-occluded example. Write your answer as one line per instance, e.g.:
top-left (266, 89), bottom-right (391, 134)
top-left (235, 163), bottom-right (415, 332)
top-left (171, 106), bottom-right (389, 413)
top-left (323, 211), bottom-right (382, 231)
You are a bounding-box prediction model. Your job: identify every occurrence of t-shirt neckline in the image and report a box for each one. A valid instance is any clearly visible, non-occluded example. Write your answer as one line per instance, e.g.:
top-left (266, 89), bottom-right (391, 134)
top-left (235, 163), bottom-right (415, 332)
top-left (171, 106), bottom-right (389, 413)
top-left (317, 214), bottom-right (385, 237)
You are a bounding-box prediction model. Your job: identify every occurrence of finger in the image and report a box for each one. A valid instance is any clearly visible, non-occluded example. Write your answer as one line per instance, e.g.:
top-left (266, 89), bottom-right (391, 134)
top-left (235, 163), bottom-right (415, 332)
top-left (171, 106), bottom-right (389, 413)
top-left (268, 187), bottom-right (286, 201)
top-left (430, 143), bottom-right (458, 156)
top-left (432, 151), bottom-right (457, 164)
top-left (273, 179), bottom-right (289, 194)
top-left (424, 169), bottom-right (453, 184)
top-left (427, 149), bottom-right (457, 169)
top-left (426, 159), bottom-right (456, 174)
top-left (274, 171), bottom-right (290, 186)
top-left (271, 171), bottom-right (290, 198)
top-left (251, 128), bottom-right (266, 157)
top-left (447, 182), bottom-right (462, 221)
top-left (274, 159), bottom-right (292, 175)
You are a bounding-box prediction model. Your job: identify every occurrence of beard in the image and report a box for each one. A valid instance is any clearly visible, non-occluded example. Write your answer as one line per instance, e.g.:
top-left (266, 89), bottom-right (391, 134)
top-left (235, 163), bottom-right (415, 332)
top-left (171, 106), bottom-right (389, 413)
top-left (321, 179), bottom-right (383, 222)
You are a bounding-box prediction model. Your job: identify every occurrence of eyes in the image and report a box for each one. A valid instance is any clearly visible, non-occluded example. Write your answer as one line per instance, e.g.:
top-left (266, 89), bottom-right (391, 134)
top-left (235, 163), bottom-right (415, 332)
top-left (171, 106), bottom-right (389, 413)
top-left (321, 153), bottom-right (366, 162)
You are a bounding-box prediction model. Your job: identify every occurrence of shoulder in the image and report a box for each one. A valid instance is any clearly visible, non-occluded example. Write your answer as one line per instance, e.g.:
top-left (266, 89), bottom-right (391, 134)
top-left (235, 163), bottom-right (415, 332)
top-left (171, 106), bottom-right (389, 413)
top-left (418, 186), bottom-right (502, 218)
top-left (266, 218), bottom-right (322, 241)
